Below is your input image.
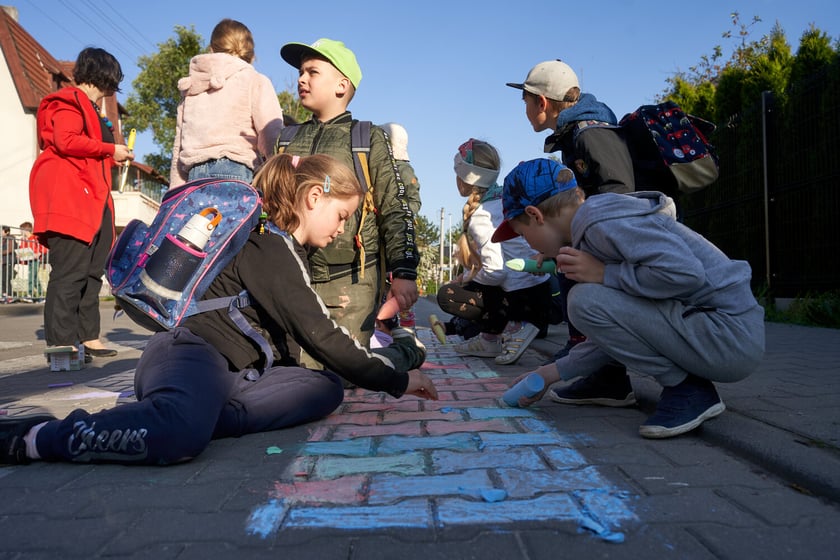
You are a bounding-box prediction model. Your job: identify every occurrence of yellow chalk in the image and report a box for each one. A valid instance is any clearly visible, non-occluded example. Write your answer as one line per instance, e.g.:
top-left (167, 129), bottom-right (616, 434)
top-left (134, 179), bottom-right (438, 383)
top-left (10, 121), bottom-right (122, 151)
top-left (429, 314), bottom-right (447, 343)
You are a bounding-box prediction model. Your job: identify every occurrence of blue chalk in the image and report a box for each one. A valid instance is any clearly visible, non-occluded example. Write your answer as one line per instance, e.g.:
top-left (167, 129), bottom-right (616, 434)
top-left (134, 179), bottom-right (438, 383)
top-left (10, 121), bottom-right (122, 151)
top-left (502, 373), bottom-right (545, 407)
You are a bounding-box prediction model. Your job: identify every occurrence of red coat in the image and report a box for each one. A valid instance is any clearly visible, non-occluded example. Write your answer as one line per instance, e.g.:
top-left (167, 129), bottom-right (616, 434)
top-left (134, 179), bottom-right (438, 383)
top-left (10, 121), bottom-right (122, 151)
top-left (29, 86), bottom-right (116, 246)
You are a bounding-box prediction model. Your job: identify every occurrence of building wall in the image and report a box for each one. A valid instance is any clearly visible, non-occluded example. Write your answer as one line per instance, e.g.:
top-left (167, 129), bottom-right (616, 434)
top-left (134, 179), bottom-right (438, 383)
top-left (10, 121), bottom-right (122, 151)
top-left (0, 52), bottom-right (37, 227)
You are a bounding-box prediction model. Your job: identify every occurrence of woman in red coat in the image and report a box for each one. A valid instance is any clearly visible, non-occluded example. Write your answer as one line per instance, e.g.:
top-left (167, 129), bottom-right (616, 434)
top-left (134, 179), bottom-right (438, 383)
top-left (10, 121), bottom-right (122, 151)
top-left (29, 47), bottom-right (134, 359)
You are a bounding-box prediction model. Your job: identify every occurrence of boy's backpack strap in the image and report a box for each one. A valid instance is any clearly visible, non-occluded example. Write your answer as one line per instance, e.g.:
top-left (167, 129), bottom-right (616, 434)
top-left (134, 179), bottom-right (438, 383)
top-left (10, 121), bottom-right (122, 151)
top-left (275, 124), bottom-right (301, 154)
top-left (351, 120), bottom-right (376, 278)
top-left (351, 120), bottom-right (372, 192)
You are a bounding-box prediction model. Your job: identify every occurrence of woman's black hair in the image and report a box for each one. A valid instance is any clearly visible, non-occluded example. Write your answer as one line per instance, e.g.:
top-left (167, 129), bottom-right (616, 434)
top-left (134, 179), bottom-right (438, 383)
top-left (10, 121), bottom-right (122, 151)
top-left (72, 47), bottom-right (124, 93)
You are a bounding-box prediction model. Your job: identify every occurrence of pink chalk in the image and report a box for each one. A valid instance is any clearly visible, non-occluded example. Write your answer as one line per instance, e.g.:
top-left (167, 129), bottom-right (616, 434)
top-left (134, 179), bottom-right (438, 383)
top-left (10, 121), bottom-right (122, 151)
top-left (376, 297), bottom-right (401, 320)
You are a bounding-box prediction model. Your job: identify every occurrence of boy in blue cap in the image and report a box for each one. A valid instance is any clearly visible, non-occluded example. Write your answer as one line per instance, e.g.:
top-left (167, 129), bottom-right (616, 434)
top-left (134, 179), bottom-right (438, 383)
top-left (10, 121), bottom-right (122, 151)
top-left (276, 39), bottom-right (420, 362)
top-left (507, 59), bottom-right (636, 395)
top-left (493, 159), bottom-right (765, 438)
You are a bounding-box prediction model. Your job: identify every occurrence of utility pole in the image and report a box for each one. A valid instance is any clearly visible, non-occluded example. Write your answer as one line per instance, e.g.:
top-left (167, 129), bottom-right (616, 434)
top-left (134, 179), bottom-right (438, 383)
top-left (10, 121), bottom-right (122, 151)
top-left (448, 213), bottom-right (453, 280)
top-left (438, 207), bottom-right (445, 286)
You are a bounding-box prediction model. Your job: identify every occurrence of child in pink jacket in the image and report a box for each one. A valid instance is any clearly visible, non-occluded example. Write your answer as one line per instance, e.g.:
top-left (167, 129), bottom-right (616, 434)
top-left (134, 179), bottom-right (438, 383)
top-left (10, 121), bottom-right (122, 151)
top-left (170, 19), bottom-right (284, 187)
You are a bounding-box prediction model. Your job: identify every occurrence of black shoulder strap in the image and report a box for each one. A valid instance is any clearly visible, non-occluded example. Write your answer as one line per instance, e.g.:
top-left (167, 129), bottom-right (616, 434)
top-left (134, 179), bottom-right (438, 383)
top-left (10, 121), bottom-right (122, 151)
top-left (275, 124), bottom-right (301, 153)
top-left (351, 120), bottom-right (372, 192)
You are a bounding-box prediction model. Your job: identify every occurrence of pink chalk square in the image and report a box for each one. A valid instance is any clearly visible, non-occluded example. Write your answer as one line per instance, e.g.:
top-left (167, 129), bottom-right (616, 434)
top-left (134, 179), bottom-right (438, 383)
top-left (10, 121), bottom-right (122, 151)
top-left (380, 410), bottom-right (463, 424)
top-left (332, 423), bottom-right (423, 440)
top-left (305, 425), bottom-right (333, 442)
top-left (345, 400), bottom-right (420, 413)
top-left (421, 361), bottom-right (470, 370)
top-left (342, 391), bottom-right (388, 404)
top-left (272, 475), bottom-right (368, 504)
top-left (320, 411), bottom-right (381, 426)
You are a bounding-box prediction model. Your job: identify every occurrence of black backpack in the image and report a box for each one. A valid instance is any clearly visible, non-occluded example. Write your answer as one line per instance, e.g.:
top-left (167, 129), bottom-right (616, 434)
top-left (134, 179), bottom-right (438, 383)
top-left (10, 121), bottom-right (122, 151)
top-left (619, 101), bottom-right (719, 194)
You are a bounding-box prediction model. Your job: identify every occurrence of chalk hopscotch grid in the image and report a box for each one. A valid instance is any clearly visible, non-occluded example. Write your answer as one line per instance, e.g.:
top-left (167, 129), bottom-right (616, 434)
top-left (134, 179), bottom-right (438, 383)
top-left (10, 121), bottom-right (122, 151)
top-left (247, 328), bottom-right (637, 539)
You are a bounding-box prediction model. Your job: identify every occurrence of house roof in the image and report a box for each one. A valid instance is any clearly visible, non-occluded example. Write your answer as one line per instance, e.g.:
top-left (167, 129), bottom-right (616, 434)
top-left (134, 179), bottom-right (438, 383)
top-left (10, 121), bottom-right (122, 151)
top-left (0, 7), bottom-right (70, 111)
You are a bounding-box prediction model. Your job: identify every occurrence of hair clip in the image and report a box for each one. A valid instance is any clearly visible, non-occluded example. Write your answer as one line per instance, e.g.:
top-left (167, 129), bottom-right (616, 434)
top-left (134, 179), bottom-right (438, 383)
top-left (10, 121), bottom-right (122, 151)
top-left (323, 175), bottom-right (331, 193)
top-left (291, 155), bottom-right (300, 168)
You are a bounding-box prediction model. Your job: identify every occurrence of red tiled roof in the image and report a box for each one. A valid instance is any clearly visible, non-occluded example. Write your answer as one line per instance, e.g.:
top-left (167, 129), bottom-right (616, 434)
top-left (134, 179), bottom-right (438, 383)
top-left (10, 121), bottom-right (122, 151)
top-left (0, 7), bottom-right (70, 111)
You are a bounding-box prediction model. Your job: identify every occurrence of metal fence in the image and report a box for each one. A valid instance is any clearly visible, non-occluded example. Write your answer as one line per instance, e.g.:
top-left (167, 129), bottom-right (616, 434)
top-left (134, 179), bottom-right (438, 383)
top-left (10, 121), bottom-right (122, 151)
top-left (680, 72), bottom-right (840, 298)
top-left (1, 225), bottom-right (50, 303)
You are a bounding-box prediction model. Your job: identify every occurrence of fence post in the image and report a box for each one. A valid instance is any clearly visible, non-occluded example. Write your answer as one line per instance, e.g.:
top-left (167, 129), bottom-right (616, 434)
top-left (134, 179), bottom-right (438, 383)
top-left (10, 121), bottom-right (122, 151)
top-left (761, 90), bottom-right (773, 294)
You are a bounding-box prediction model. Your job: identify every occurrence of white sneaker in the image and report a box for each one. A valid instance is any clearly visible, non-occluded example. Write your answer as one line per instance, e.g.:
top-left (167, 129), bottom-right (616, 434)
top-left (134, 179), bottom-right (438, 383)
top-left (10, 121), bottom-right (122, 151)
top-left (495, 322), bottom-right (540, 365)
top-left (454, 335), bottom-right (502, 357)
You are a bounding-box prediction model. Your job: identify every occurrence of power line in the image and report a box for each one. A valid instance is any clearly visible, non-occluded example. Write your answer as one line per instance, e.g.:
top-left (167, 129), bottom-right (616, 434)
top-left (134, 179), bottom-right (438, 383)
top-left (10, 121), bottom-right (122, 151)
top-left (105, 3), bottom-right (158, 52)
top-left (21, 0), bottom-right (92, 53)
top-left (51, 0), bottom-right (137, 61)
top-left (79, 0), bottom-right (154, 55)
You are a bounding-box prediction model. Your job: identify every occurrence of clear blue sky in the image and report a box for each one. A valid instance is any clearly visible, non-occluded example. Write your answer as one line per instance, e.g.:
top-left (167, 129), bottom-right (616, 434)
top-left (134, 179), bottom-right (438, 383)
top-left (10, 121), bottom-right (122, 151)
top-left (14, 0), bottom-right (840, 229)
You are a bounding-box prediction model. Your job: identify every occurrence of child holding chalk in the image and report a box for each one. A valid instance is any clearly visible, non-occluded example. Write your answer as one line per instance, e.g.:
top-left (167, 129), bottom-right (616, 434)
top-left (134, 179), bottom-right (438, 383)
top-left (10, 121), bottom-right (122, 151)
top-left (493, 158), bottom-right (764, 438)
top-left (436, 139), bottom-right (551, 365)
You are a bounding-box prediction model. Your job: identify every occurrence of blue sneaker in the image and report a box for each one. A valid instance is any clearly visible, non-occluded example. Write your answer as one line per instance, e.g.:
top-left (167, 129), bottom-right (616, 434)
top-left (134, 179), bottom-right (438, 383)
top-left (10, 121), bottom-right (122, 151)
top-left (639, 375), bottom-right (725, 439)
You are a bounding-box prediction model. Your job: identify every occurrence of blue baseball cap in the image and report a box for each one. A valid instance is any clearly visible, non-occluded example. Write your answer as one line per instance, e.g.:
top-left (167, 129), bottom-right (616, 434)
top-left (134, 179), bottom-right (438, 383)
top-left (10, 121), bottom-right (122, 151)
top-left (491, 158), bottom-right (578, 242)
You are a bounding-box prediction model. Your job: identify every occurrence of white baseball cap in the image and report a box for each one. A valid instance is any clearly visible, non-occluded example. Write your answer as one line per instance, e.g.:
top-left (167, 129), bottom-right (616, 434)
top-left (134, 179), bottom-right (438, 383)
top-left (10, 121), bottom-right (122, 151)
top-left (506, 60), bottom-right (579, 101)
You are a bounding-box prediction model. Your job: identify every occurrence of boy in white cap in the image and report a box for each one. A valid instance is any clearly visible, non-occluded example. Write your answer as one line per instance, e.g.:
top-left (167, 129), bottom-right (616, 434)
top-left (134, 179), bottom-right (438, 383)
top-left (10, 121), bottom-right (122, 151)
top-left (494, 158), bottom-right (764, 438)
top-left (276, 39), bottom-right (421, 361)
top-left (506, 59), bottom-right (634, 195)
top-left (507, 59), bottom-right (636, 398)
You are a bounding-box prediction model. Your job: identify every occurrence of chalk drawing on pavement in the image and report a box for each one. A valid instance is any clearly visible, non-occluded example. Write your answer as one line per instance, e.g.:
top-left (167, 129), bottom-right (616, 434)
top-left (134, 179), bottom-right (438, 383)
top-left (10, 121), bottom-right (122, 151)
top-left (245, 328), bottom-right (637, 539)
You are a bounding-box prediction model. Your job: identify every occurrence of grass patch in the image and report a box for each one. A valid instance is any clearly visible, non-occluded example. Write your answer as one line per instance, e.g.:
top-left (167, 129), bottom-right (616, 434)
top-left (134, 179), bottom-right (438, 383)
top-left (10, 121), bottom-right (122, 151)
top-left (758, 288), bottom-right (840, 328)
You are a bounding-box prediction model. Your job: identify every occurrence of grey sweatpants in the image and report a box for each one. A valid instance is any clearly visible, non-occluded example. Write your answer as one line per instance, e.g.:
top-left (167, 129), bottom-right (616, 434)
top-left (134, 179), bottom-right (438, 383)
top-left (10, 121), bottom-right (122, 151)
top-left (565, 283), bottom-right (766, 387)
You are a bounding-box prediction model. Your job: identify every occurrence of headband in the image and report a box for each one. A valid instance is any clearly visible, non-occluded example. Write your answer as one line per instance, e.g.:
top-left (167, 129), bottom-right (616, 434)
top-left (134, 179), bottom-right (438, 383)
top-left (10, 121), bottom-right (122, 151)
top-left (454, 153), bottom-right (500, 189)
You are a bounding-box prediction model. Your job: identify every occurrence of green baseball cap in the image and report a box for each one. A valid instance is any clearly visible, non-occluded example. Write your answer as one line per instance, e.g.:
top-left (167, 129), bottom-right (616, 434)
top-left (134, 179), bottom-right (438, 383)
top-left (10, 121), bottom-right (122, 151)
top-left (281, 38), bottom-right (362, 88)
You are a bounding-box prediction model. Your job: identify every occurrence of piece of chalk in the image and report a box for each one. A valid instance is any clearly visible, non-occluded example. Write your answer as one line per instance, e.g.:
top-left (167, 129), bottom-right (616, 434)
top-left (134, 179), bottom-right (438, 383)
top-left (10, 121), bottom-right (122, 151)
top-left (505, 258), bottom-right (556, 274)
top-left (480, 488), bottom-right (508, 502)
top-left (377, 297), bottom-right (401, 320)
top-left (48, 382), bottom-right (74, 388)
top-left (502, 372), bottom-right (545, 407)
top-left (428, 314), bottom-right (447, 343)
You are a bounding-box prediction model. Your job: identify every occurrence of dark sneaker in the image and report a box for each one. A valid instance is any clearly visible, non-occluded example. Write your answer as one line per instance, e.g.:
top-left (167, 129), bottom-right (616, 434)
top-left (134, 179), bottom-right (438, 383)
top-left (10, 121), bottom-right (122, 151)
top-left (542, 335), bottom-right (586, 365)
top-left (549, 364), bottom-right (636, 407)
top-left (639, 375), bottom-right (725, 439)
top-left (0, 414), bottom-right (55, 465)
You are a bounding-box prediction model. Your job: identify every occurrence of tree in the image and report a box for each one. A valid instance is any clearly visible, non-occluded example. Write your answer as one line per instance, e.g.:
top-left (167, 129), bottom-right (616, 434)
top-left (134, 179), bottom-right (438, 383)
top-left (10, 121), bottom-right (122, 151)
top-left (661, 12), bottom-right (767, 105)
top-left (741, 23), bottom-right (793, 108)
top-left (414, 214), bottom-right (439, 249)
top-left (124, 26), bottom-right (204, 175)
top-left (277, 90), bottom-right (311, 124)
top-left (789, 24), bottom-right (836, 89)
top-left (413, 214), bottom-right (440, 294)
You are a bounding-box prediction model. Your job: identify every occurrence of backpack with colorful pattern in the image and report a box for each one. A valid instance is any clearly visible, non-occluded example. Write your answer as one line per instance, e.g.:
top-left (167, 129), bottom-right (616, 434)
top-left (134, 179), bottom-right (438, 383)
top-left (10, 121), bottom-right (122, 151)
top-left (620, 101), bottom-right (719, 194)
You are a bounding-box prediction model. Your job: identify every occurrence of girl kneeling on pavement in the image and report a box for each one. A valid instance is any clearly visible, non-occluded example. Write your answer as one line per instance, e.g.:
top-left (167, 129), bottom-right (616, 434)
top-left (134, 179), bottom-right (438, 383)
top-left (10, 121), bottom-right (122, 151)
top-left (0, 154), bottom-right (437, 466)
top-left (437, 139), bottom-right (551, 365)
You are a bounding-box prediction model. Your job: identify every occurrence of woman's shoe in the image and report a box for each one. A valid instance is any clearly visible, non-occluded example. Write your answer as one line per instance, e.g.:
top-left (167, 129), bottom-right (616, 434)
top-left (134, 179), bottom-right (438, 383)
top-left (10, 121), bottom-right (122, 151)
top-left (85, 347), bottom-right (118, 358)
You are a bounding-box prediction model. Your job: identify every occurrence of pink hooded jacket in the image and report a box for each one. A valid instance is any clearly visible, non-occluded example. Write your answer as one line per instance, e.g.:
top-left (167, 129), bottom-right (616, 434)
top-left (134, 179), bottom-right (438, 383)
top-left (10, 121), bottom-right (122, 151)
top-left (170, 53), bottom-right (284, 187)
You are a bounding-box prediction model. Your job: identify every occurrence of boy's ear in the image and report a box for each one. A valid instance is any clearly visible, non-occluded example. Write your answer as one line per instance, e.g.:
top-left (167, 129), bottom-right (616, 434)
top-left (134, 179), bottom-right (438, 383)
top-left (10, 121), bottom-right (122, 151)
top-left (335, 76), bottom-right (350, 97)
top-left (523, 205), bottom-right (545, 224)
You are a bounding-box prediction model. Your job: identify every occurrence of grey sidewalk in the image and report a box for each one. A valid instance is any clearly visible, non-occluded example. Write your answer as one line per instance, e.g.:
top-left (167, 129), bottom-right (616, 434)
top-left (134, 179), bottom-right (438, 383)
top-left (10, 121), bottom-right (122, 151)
top-left (530, 320), bottom-right (840, 504)
top-left (0, 298), bottom-right (839, 559)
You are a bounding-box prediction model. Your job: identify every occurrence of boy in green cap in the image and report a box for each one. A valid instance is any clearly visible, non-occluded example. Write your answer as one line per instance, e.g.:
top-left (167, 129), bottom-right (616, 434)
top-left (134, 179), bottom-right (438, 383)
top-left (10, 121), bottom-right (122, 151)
top-left (276, 38), bottom-right (420, 361)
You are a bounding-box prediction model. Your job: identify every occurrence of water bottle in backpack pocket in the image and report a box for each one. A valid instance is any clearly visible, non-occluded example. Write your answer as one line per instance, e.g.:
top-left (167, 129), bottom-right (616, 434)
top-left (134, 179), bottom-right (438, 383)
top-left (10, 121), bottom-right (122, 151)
top-left (138, 207), bottom-right (221, 309)
top-left (107, 178), bottom-right (263, 332)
